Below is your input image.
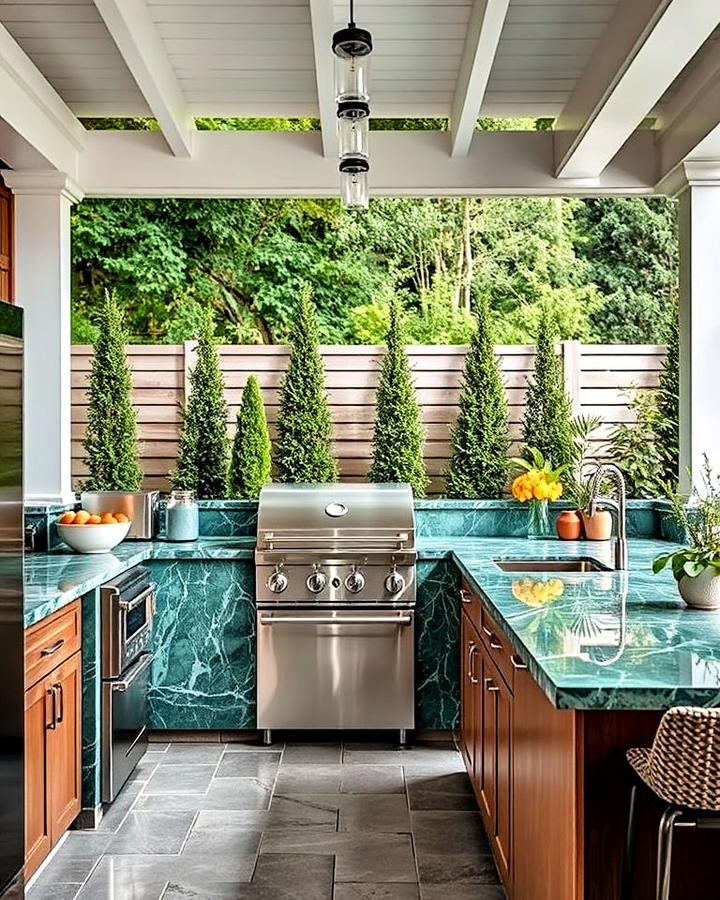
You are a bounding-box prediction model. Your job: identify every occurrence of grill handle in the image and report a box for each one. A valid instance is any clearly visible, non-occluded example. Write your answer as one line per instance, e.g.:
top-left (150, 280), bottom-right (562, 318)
top-left (117, 583), bottom-right (156, 612)
top-left (259, 614), bottom-right (412, 626)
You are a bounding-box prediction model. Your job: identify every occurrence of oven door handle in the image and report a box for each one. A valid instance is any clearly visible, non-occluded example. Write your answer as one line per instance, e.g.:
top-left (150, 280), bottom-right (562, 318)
top-left (111, 652), bottom-right (154, 692)
top-left (117, 584), bottom-right (156, 612)
top-left (259, 614), bottom-right (413, 626)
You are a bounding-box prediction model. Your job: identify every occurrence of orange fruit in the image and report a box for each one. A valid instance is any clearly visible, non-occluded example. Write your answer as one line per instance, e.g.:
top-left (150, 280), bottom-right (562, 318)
top-left (74, 510), bottom-right (91, 525)
top-left (59, 512), bottom-right (75, 525)
top-left (100, 513), bottom-right (118, 525)
top-left (88, 515), bottom-right (102, 525)
top-left (114, 513), bottom-right (129, 523)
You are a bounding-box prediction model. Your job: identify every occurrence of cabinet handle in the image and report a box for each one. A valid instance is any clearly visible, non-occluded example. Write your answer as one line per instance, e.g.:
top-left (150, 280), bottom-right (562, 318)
top-left (484, 677), bottom-right (499, 693)
top-left (510, 654), bottom-right (527, 670)
top-left (41, 639), bottom-right (64, 657)
top-left (468, 642), bottom-right (478, 684)
top-left (55, 683), bottom-right (64, 724)
top-left (460, 589), bottom-right (472, 605)
top-left (481, 624), bottom-right (502, 650)
top-left (47, 688), bottom-right (57, 730)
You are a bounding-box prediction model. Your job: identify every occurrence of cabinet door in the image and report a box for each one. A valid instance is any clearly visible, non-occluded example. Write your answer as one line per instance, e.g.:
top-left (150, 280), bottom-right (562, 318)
top-left (24, 680), bottom-right (52, 879)
top-left (478, 644), bottom-right (497, 826)
top-left (495, 670), bottom-right (513, 886)
top-left (460, 612), bottom-right (478, 778)
top-left (47, 651), bottom-right (82, 841)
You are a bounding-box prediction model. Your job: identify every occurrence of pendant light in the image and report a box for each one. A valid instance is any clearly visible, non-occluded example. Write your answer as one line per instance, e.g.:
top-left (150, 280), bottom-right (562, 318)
top-left (333, 0), bottom-right (372, 209)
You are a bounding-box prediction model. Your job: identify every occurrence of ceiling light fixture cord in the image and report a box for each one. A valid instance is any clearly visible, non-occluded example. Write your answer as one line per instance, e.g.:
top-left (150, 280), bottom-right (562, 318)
top-left (349, 0), bottom-right (355, 27)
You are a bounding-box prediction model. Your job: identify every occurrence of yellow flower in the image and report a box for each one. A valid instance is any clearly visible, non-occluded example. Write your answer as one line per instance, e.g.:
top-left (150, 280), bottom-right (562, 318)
top-left (511, 577), bottom-right (565, 607)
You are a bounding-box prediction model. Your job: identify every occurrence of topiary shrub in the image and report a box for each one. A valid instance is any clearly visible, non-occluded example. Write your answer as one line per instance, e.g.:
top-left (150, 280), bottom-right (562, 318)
top-left (523, 303), bottom-right (575, 470)
top-left (171, 309), bottom-right (229, 498)
top-left (82, 291), bottom-right (142, 491)
top-left (655, 298), bottom-right (679, 488)
top-left (368, 298), bottom-right (428, 496)
top-left (276, 285), bottom-right (337, 483)
top-left (229, 375), bottom-right (271, 499)
top-left (446, 295), bottom-right (509, 497)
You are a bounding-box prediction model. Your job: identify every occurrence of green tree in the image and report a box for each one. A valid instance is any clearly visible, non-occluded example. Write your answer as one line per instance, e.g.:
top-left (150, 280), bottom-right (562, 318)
top-left (656, 299), bottom-right (680, 487)
top-left (368, 298), bottom-right (428, 496)
top-left (229, 376), bottom-right (272, 499)
top-left (446, 295), bottom-right (509, 497)
top-left (82, 291), bottom-right (142, 491)
top-left (276, 286), bottom-right (337, 483)
top-left (171, 310), bottom-right (229, 497)
top-left (523, 305), bottom-right (575, 470)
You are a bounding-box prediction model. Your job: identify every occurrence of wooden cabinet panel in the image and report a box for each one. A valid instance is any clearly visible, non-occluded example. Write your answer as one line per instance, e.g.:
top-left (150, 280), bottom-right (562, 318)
top-left (478, 643), bottom-right (497, 826)
top-left (460, 580), bottom-right (482, 633)
top-left (48, 651), bottom-right (82, 838)
top-left (480, 605), bottom-right (514, 691)
top-left (459, 611), bottom-right (478, 778)
top-left (25, 600), bottom-right (81, 690)
top-left (24, 680), bottom-right (51, 879)
top-left (495, 667), bottom-right (513, 887)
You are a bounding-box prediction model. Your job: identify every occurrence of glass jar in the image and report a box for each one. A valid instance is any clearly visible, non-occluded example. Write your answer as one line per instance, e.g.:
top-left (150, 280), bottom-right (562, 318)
top-left (527, 499), bottom-right (551, 540)
top-left (165, 490), bottom-right (199, 542)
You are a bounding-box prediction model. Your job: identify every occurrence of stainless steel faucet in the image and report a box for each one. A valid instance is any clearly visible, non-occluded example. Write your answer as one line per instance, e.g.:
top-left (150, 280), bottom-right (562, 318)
top-left (588, 463), bottom-right (628, 570)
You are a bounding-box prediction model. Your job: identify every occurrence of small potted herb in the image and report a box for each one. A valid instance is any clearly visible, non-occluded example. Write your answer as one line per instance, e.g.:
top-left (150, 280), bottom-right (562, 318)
top-left (653, 457), bottom-right (720, 610)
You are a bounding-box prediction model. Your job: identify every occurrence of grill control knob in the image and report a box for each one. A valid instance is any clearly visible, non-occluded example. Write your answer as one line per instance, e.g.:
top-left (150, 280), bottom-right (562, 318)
top-left (307, 567), bottom-right (327, 594)
top-left (385, 567), bottom-right (405, 595)
top-left (267, 567), bottom-right (288, 594)
top-left (345, 567), bottom-right (365, 594)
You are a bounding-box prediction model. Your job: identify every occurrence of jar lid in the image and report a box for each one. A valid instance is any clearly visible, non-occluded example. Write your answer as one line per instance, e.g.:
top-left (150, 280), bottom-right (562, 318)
top-left (170, 490), bottom-right (194, 500)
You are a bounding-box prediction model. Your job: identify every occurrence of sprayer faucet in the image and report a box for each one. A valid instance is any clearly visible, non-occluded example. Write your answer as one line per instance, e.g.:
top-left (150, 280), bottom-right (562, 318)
top-left (588, 463), bottom-right (628, 570)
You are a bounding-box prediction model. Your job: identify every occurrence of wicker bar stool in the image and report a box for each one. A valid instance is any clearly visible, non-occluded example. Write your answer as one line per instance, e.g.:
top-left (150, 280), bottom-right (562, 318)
top-left (620, 706), bottom-right (720, 900)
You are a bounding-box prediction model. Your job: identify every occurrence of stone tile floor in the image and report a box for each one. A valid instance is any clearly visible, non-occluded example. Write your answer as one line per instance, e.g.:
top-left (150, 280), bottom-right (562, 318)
top-left (27, 738), bottom-right (505, 900)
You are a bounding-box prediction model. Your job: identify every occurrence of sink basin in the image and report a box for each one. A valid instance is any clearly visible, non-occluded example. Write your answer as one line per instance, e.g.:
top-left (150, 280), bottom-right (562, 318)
top-left (493, 557), bottom-right (610, 573)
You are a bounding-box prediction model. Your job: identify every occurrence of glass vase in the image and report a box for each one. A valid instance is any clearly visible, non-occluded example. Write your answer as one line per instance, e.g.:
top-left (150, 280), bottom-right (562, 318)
top-left (527, 499), bottom-right (551, 540)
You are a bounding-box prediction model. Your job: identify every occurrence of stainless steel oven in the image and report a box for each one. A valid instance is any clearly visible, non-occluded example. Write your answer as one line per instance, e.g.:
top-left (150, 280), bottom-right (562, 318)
top-left (100, 567), bottom-right (155, 802)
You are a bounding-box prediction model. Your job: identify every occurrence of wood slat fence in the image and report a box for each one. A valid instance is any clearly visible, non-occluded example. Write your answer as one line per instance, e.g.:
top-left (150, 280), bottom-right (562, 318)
top-left (71, 342), bottom-right (666, 495)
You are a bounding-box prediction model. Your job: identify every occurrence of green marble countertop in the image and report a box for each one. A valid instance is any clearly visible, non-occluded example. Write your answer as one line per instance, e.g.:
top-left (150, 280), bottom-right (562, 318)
top-left (25, 533), bottom-right (720, 712)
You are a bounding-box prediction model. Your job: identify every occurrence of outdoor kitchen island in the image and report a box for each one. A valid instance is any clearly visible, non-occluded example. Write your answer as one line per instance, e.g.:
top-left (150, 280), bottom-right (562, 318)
top-left (22, 528), bottom-right (720, 900)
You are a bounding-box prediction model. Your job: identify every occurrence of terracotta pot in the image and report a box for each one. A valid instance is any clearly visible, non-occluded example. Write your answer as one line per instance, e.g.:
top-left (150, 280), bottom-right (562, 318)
top-left (555, 509), bottom-right (583, 541)
top-left (678, 569), bottom-right (720, 610)
top-left (581, 509), bottom-right (613, 541)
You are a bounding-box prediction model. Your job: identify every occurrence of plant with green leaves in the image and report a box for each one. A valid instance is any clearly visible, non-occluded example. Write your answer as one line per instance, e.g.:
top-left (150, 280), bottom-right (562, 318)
top-left (653, 457), bottom-right (720, 581)
top-left (171, 309), bottom-right (229, 498)
top-left (564, 414), bottom-right (603, 510)
top-left (522, 304), bottom-right (575, 470)
top-left (229, 375), bottom-right (271, 499)
top-left (655, 298), bottom-right (680, 488)
top-left (276, 285), bottom-right (337, 483)
top-left (82, 291), bottom-right (142, 491)
top-left (446, 294), bottom-right (509, 498)
top-left (368, 298), bottom-right (428, 496)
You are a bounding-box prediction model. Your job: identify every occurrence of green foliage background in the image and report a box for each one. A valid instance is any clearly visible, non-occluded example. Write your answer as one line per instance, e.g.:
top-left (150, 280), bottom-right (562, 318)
top-left (229, 375), bottom-right (272, 499)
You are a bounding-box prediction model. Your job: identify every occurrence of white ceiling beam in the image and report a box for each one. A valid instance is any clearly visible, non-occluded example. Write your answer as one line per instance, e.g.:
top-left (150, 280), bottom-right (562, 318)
top-left (0, 23), bottom-right (84, 175)
top-left (450, 0), bottom-right (510, 157)
top-left (79, 129), bottom-right (656, 199)
top-left (308, 0), bottom-right (337, 158)
top-left (554, 0), bottom-right (720, 179)
top-left (91, 0), bottom-right (195, 157)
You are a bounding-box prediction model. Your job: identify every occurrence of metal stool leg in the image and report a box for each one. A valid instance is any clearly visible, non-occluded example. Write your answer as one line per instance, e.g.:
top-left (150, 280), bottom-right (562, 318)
top-left (620, 783), bottom-right (639, 900)
top-left (656, 807), bottom-right (681, 900)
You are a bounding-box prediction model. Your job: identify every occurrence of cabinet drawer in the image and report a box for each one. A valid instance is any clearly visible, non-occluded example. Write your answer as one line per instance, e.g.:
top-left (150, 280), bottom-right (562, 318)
top-left (25, 601), bottom-right (81, 689)
top-left (480, 605), bottom-right (514, 691)
top-left (459, 579), bottom-right (482, 632)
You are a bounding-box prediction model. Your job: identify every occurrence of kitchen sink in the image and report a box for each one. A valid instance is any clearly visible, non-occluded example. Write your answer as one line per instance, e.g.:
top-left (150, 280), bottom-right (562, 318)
top-left (493, 557), bottom-right (611, 573)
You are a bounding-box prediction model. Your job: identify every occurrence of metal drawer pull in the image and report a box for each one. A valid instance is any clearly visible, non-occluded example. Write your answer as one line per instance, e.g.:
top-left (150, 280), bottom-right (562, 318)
top-left (484, 677), bottom-right (499, 693)
top-left (468, 642), bottom-right (478, 684)
top-left (460, 589), bottom-right (472, 604)
top-left (510, 654), bottom-right (527, 670)
top-left (482, 626), bottom-right (503, 651)
top-left (55, 683), bottom-right (64, 724)
top-left (260, 614), bottom-right (412, 626)
top-left (47, 688), bottom-right (57, 730)
top-left (111, 652), bottom-right (154, 692)
top-left (118, 584), bottom-right (156, 611)
top-left (41, 638), bottom-right (65, 657)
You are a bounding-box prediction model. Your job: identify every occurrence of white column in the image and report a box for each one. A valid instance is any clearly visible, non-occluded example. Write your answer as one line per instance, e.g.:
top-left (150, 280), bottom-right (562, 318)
top-left (2, 170), bottom-right (83, 505)
top-left (677, 162), bottom-right (720, 493)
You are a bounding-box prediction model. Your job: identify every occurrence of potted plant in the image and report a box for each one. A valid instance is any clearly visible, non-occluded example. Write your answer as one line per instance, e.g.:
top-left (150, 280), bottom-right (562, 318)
top-left (653, 458), bottom-right (720, 610)
top-left (561, 416), bottom-right (604, 541)
top-left (510, 448), bottom-right (564, 540)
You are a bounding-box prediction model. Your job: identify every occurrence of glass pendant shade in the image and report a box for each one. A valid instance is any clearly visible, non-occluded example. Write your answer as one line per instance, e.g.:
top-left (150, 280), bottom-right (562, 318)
top-left (335, 53), bottom-right (370, 102)
top-left (338, 115), bottom-right (369, 159)
top-left (340, 170), bottom-right (369, 209)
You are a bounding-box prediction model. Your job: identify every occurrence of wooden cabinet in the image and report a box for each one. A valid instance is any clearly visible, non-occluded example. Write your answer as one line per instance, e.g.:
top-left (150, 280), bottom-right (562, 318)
top-left (24, 602), bottom-right (82, 879)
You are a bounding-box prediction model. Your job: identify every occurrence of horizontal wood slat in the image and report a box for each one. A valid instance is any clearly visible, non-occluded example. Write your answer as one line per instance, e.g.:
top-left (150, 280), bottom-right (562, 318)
top-left (70, 342), bottom-right (665, 495)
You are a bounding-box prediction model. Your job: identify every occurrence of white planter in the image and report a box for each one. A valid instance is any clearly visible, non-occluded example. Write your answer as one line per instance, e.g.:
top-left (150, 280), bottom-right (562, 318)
top-left (678, 568), bottom-right (720, 610)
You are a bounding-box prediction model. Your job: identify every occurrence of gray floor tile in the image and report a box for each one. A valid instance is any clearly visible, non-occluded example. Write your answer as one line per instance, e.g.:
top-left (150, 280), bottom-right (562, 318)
top-left (340, 766), bottom-right (405, 794)
top-left (215, 751), bottom-right (281, 778)
top-left (143, 764), bottom-right (216, 795)
top-left (128, 755), bottom-right (161, 784)
top-left (27, 884), bottom-right (80, 900)
top-left (338, 795), bottom-right (410, 833)
top-left (161, 744), bottom-right (226, 766)
top-left (96, 781), bottom-right (144, 833)
top-left (29, 854), bottom-right (98, 886)
top-left (343, 745), bottom-right (461, 770)
top-left (56, 832), bottom-right (113, 858)
top-left (405, 770), bottom-right (477, 811)
top-left (106, 811), bottom-right (196, 855)
top-left (75, 856), bottom-right (171, 900)
top-left (189, 809), bottom-right (268, 831)
top-left (412, 811), bottom-right (497, 885)
top-left (273, 765), bottom-right (404, 796)
top-left (183, 811), bottom-right (262, 862)
top-left (136, 777), bottom-right (274, 811)
top-left (281, 743), bottom-right (343, 765)
top-left (267, 794), bottom-right (339, 830)
top-left (146, 742), bottom-right (170, 752)
top-left (335, 886), bottom-right (419, 900)
top-left (421, 885), bottom-right (505, 899)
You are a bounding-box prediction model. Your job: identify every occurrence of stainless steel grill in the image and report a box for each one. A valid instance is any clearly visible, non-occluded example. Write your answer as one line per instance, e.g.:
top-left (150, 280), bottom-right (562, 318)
top-left (255, 483), bottom-right (416, 743)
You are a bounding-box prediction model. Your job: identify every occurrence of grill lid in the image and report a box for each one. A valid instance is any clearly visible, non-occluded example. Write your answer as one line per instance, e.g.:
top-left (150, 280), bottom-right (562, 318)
top-left (256, 483), bottom-right (415, 554)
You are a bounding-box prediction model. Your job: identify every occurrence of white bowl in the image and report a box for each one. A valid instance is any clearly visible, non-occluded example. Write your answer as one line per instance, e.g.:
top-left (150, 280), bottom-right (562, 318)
top-left (57, 521), bottom-right (132, 554)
